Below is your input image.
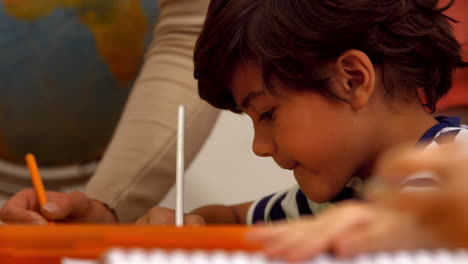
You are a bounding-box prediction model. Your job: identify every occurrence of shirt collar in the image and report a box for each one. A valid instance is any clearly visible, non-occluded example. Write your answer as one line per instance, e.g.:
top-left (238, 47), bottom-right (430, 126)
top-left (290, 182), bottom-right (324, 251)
top-left (418, 116), bottom-right (461, 144)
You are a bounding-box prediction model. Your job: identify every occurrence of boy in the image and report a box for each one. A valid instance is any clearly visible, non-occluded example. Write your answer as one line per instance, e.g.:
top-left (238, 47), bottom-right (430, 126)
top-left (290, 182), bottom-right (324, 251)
top-left (138, 0), bottom-right (467, 227)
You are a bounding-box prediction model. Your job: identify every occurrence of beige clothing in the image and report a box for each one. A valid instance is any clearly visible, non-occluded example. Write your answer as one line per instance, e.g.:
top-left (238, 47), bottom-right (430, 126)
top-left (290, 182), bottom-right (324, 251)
top-left (85, 0), bottom-right (218, 222)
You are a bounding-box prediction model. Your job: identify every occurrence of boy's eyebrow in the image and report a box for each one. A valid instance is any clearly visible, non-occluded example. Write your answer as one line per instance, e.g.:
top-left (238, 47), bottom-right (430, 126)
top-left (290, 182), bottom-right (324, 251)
top-left (241, 91), bottom-right (266, 110)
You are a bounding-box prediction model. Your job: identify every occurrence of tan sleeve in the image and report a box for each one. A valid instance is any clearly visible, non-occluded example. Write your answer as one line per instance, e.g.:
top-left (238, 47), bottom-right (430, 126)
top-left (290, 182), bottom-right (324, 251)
top-left (84, 0), bottom-right (218, 223)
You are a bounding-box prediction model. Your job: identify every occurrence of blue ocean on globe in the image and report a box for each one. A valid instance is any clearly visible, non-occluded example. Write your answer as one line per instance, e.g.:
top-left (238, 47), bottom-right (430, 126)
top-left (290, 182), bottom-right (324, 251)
top-left (0, 0), bottom-right (159, 166)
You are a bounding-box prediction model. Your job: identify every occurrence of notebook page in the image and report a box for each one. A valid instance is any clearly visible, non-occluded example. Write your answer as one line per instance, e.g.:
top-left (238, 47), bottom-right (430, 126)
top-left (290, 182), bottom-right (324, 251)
top-left (99, 248), bottom-right (468, 264)
top-left (62, 258), bottom-right (98, 264)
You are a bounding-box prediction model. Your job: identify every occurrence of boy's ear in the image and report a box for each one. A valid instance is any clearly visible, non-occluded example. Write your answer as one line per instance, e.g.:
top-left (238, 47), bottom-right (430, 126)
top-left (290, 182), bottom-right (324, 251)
top-left (334, 50), bottom-right (375, 110)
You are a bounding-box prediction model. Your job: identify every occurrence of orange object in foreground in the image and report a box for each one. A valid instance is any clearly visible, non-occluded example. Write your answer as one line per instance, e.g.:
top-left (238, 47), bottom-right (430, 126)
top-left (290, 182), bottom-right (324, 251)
top-left (0, 224), bottom-right (261, 264)
top-left (24, 153), bottom-right (55, 225)
top-left (25, 154), bottom-right (48, 207)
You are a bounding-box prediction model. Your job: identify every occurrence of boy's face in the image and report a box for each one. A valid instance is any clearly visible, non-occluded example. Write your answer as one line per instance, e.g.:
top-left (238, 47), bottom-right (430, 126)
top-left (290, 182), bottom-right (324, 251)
top-left (230, 61), bottom-right (373, 202)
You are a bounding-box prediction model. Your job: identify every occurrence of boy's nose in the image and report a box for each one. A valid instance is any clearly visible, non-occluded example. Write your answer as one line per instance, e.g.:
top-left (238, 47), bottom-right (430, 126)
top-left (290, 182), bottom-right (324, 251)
top-left (252, 132), bottom-right (274, 157)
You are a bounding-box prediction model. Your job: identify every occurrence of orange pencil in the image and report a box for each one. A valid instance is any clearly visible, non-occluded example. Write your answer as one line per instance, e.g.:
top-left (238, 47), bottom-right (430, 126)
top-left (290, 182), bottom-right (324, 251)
top-left (25, 153), bottom-right (54, 224)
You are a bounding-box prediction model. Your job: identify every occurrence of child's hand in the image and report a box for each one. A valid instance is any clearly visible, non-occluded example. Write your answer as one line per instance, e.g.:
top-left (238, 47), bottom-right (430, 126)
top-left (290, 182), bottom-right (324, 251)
top-left (248, 201), bottom-right (437, 261)
top-left (135, 206), bottom-right (206, 225)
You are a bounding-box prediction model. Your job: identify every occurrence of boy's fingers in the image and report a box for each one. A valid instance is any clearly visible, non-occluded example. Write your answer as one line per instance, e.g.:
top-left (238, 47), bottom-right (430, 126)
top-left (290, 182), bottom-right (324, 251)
top-left (267, 227), bottom-right (333, 262)
top-left (334, 227), bottom-right (376, 257)
top-left (333, 220), bottom-right (399, 257)
top-left (135, 207), bottom-right (206, 226)
top-left (184, 214), bottom-right (206, 225)
top-left (284, 239), bottom-right (328, 262)
top-left (247, 224), bottom-right (292, 242)
top-left (261, 231), bottom-right (309, 259)
top-left (140, 207), bottom-right (177, 225)
top-left (251, 215), bottom-right (349, 261)
top-left (135, 215), bottom-right (149, 225)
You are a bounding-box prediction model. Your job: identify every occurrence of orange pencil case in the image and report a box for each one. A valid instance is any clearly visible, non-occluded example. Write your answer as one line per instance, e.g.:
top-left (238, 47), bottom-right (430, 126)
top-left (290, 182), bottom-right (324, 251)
top-left (0, 224), bottom-right (261, 264)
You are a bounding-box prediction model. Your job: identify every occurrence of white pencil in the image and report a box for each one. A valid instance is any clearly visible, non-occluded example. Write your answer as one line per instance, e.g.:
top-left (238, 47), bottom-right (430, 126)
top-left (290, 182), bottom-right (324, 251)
top-left (175, 105), bottom-right (186, 227)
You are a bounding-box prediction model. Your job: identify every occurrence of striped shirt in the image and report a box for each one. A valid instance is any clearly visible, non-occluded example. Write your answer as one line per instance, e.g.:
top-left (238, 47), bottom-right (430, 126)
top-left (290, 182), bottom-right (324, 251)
top-left (246, 116), bottom-right (468, 225)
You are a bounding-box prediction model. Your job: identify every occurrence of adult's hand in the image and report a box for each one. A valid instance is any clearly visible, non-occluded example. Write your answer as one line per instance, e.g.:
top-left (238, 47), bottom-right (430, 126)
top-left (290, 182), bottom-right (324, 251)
top-left (0, 189), bottom-right (117, 224)
top-left (248, 143), bottom-right (468, 261)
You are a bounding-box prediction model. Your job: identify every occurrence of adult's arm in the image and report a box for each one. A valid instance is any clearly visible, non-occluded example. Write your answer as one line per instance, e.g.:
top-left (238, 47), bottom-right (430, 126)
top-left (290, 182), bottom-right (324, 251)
top-left (85, 0), bottom-right (218, 223)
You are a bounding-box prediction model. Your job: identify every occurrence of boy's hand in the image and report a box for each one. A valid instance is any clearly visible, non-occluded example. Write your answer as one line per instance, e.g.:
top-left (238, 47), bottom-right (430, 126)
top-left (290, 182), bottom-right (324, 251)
top-left (248, 201), bottom-right (437, 261)
top-left (0, 189), bottom-right (117, 224)
top-left (136, 206), bottom-right (206, 225)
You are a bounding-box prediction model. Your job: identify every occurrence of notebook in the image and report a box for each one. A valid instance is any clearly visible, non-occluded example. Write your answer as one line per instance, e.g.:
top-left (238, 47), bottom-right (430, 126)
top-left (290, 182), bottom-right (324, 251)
top-left (97, 248), bottom-right (468, 264)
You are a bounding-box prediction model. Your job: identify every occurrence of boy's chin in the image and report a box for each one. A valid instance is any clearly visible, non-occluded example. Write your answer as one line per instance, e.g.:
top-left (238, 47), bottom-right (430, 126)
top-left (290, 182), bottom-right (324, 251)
top-left (300, 185), bottom-right (340, 203)
top-left (295, 170), bottom-right (345, 203)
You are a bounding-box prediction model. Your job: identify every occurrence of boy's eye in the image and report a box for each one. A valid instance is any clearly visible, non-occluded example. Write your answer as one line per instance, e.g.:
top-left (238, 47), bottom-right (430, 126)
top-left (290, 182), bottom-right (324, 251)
top-left (259, 108), bottom-right (276, 121)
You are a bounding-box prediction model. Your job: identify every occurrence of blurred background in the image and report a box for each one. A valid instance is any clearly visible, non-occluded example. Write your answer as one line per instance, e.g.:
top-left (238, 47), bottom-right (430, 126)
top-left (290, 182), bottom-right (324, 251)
top-left (0, 0), bottom-right (158, 194)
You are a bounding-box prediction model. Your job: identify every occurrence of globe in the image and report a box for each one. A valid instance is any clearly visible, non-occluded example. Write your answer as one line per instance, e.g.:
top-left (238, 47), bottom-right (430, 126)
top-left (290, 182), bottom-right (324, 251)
top-left (0, 0), bottom-right (159, 167)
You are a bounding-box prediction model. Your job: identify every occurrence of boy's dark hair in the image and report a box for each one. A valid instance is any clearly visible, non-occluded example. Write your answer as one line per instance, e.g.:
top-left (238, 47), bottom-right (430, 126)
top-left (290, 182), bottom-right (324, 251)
top-left (194, 0), bottom-right (467, 113)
